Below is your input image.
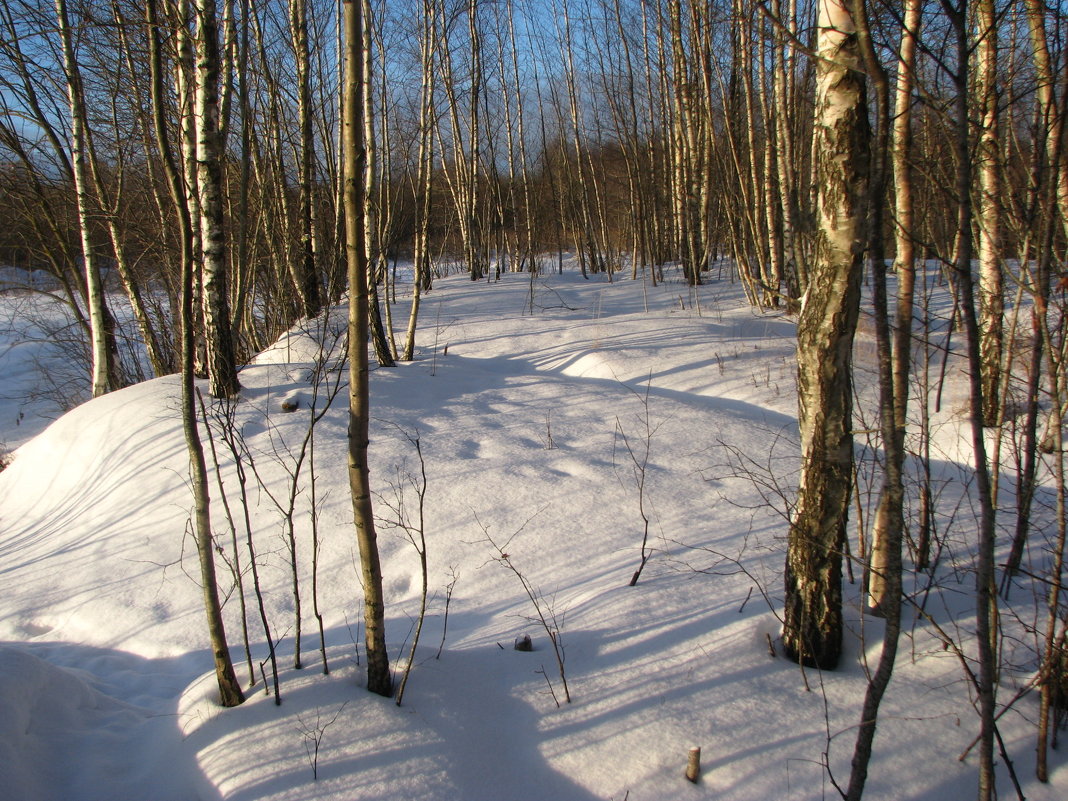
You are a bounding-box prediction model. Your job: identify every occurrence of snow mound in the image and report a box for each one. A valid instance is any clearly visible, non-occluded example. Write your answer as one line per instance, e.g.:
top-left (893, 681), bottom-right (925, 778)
top-left (0, 646), bottom-right (137, 801)
top-left (0, 644), bottom-right (217, 801)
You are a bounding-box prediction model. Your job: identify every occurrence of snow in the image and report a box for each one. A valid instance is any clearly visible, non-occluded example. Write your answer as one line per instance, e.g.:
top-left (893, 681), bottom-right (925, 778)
top-left (0, 266), bottom-right (1065, 800)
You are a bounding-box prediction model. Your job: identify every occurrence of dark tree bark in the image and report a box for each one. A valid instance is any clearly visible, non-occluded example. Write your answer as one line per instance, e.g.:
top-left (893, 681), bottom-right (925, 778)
top-left (941, 1), bottom-right (998, 795)
top-left (844, 0), bottom-right (904, 795)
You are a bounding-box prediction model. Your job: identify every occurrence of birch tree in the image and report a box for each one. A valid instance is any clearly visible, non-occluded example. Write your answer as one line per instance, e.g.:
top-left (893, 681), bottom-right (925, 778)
top-left (55, 0), bottom-right (123, 398)
top-left (195, 0), bottom-right (241, 398)
top-left (402, 0), bottom-right (439, 361)
top-left (975, 0), bottom-right (1002, 427)
top-left (148, 0), bottom-right (245, 709)
top-left (943, 1), bottom-right (998, 794)
top-left (343, 0), bottom-right (391, 698)
top-left (781, 0), bottom-right (868, 670)
top-left (290, 0), bottom-right (324, 319)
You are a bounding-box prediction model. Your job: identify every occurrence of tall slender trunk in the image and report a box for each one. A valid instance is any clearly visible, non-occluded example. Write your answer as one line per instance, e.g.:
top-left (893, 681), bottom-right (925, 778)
top-left (1035, 197), bottom-right (1063, 783)
top-left (106, 0), bottom-right (173, 377)
top-left (290, 0), bottom-right (323, 318)
top-left (772, 0), bottom-right (803, 305)
top-left (868, 0), bottom-right (920, 611)
top-left (176, 1), bottom-right (205, 375)
top-left (508, 0), bottom-right (534, 272)
top-left (757, 15), bottom-right (781, 299)
top-left (1006, 0), bottom-right (1067, 586)
top-left (943, 2), bottom-right (997, 795)
top-left (56, 0), bottom-right (122, 397)
top-left (194, 0), bottom-right (241, 397)
top-left (1024, 0), bottom-right (1068, 242)
top-left (230, 0), bottom-right (253, 340)
top-left (845, 0), bottom-right (903, 795)
top-left (404, 0), bottom-right (439, 361)
top-left (891, 0), bottom-right (921, 448)
top-left (149, 0), bottom-right (243, 708)
top-left (556, 0), bottom-right (601, 277)
top-left (362, 0), bottom-right (394, 367)
top-left (343, 0), bottom-right (391, 698)
top-left (976, 0), bottom-right (1002, 427)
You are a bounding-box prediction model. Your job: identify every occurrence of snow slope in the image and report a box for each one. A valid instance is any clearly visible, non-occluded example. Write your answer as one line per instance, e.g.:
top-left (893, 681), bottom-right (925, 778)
top-left (0, 267), bottom-right (1064, 800)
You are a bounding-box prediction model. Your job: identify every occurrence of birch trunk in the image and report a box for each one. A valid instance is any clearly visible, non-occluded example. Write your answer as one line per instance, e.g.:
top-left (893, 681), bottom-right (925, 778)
top-left (758, 17), bottom-right (782, 301)
top-left (175, 2), bottom-right (206, 376)
top-left (362, 0), bottom-right (394, 367)
top-left (782, 0), bottom-right (868, 670)
top-left (976, 0), bottom-right (1002, 427)
top-left (844, 0), bottom-right (904, 794)
top-left (56, 0), bottom-right (121, 397)
top-left (868, 0), bottom-right (921, 610)
top-left (891, 0), bottom-right (920, 431)
top-left (195, 0), bottom-right (241, 398)
top-left (290, 0), bottom-right (323, 318)
top-left (1024, 0), bottom-right (1068, 242)
top-left (403, 0), bottom-right (438, 361)
top-left (343, 0), bottom-right (391, 698)
top-left (148, 0), bottom-right (244, 709)
top-left (772, 0), bottom-right (803, 305)
top-left (944, 3), bottom-right (998, 795)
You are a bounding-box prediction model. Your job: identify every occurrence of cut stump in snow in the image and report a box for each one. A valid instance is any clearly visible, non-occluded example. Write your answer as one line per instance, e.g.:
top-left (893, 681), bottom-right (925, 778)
top-left (685, 746), bottom-right (701, 783)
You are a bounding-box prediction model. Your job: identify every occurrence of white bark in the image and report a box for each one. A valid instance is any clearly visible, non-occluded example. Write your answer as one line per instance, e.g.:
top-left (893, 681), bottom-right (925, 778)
top-left (976, 0), bottom-right (1002, 426)
top-left (783, 0), bottom-right (868, 669)
top-left (56, 0), bottom-right (118, 398)
top-left (195, 0), bottom-right (241, 397)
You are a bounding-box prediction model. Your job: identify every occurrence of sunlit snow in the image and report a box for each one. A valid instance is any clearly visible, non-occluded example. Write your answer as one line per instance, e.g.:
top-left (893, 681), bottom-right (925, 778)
top-left (1, 265), bottom-right (1064, 800)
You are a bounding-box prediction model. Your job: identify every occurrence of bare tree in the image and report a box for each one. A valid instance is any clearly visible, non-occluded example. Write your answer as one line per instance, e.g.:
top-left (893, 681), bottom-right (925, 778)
top-left (844, 0), bottom-right (906, 795)
top-left (343, 0), bottom-right (391, 698)
top-left (942, 1), bottom-right (999, 794)
top-left (290, 0), bottom-right (324, 319)
top-left (402, 0), bottom-right (439, 361)
top-left (975, 0), bottom-right (1002, 427)
top-left (195, 0), bottom-right (241, 398)
top-left (55, 0), bottom-right (123, 397)
top-left (149, 0), bottom-right (244, 709)
top-left (781, 0), bottom-right (868, 670)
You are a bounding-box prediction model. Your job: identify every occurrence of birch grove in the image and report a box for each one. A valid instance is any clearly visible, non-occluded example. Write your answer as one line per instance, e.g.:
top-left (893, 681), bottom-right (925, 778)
top-left (2, 0), bottom-right (1068, 791)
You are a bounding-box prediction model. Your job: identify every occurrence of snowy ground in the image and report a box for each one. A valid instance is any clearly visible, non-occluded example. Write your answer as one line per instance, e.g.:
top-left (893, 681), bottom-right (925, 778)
top-left (0, 266), bottom-right (1065, 800)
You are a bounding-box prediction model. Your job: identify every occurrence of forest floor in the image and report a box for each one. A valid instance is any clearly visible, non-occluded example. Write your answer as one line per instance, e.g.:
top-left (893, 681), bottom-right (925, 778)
top-left (0, 264), bottom-right (1065, 800)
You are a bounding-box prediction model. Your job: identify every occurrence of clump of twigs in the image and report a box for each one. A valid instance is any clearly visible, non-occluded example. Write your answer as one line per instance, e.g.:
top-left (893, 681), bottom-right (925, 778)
top-left (375, 426), bottom-right (430, 706)
top-left (296, 702), bottom-right (348, 780)
top-left (475, 509), bottom-right (570, 705)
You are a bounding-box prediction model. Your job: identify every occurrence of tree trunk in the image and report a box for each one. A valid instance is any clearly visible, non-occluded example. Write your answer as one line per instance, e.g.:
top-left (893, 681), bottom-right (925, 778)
top-left (976, 0), bottom-right (1002, 427)
top-left (56, 0), bottom-right (122, 398)
top-left (148, 0), bottom-right (244, 709)
top-left (868, 0), bottom-right (921, 611)
top-left (362, 0), bottom-right (395, 368)
top-left (1024, 0), bottom-right (1068, 242)
top-left (289, 0), bottom-right (323, 319)
top-left (782, 0), bottom-right (868, 671)
top-left (343, 0), bottom-right (391, 698)
top-left (944, 3), bottom-right (998, 795)
top-left (844, 0), bottom-right (903, 795)
top-left (403, 0), bottom-right (439, 362)
top-left (195, 0), bottom-right (241, 398)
